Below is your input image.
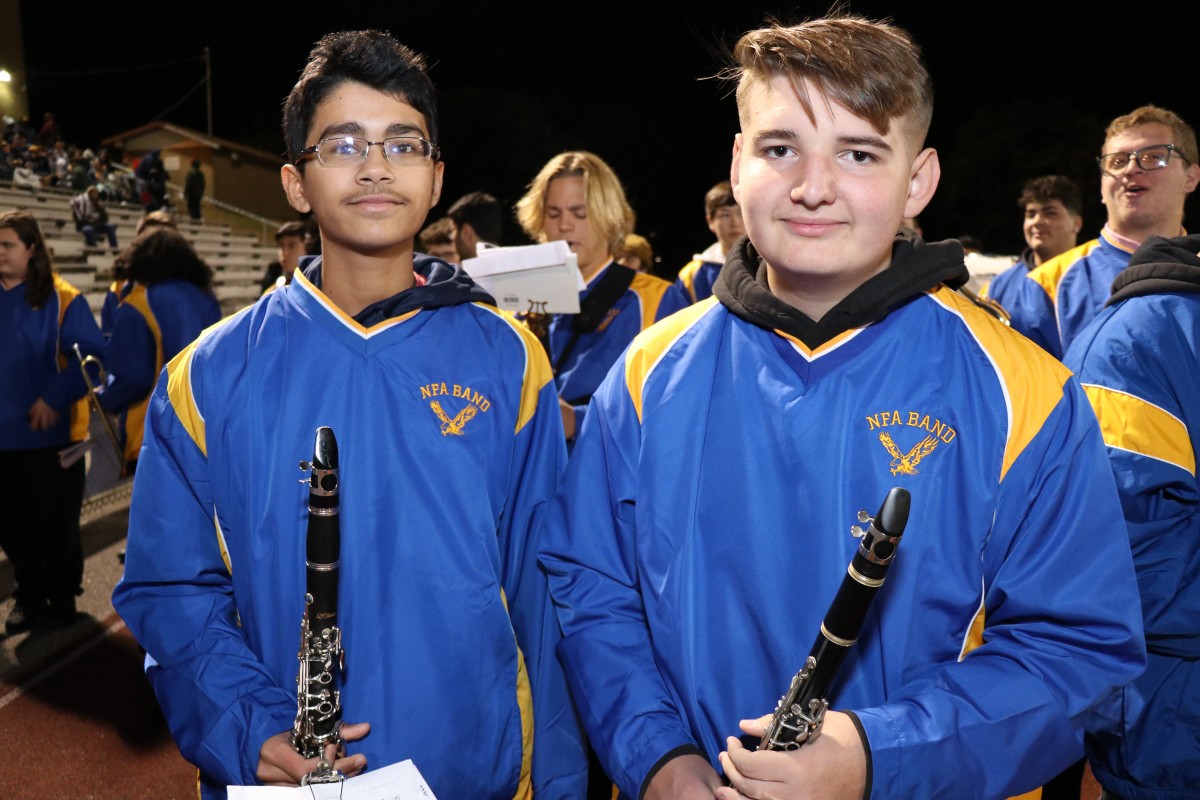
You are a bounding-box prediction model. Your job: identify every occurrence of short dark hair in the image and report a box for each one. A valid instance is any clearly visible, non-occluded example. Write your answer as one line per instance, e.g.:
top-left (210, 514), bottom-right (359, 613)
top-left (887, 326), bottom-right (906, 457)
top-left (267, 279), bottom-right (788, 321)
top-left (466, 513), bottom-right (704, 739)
top-left (447, 191), bottom-right (502, 244)
top-left (1018, 175), bottom-right (1082, 217)
top-left (125, 228), bottom-right (214, 291)
top-left (420, 217), bottom-right (456, 249)
top-left (282, 30), bottom-right (438, 167)
top-left (275, 220), bottom-right (308, 243)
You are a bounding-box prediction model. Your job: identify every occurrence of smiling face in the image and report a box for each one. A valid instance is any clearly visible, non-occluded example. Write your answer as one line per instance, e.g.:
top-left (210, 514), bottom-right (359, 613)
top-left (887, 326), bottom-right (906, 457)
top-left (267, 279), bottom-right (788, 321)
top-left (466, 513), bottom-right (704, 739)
top-left (1101, 122), bottom-right (1200, 242)
top-left (731, 74), bottom-right (938, 318)
top-left (0, 226), bottom-right (33, 289)
top-left (707, 204), bottom-right (747, 253)
top-left (280, 80), bottom-right (443, 264)
top-left (542, 175), bottom-right (611, 278)
top-left (1023, 199), bottom-right (1081, 265)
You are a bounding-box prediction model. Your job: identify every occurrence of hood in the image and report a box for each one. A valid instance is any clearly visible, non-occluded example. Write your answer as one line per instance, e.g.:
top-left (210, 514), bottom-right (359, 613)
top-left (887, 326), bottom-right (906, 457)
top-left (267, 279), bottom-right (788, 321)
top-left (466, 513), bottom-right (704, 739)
top-left (713, 234), bottom-right (968, 349)
top-left (301, 254), bottom-right (495, 327)
top-left (1108, 234), bottom-right (1200, 306)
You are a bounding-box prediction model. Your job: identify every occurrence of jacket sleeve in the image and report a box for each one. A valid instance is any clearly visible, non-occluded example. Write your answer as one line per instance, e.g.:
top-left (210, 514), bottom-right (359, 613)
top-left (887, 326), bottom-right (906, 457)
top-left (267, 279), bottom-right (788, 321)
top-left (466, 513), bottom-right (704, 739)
top-left (1067, 310), bottom-right (1200, 659)
top-left (111, 359), bottom-right (295, 788)
top-left (99, 303), bottom-right (158, 412)
top-left (541, 362), bottom-right (699, 798)
top-left (1003, 276), bottom-right (1063, 359)
top-left (855, 379), bottom-right (1146, 798)
top-left (498, 358), bottom-right (586, 799)
top-left (655, 283), bottom-right (691, 322)
top-left (40, 293), bottom-right (104, 411)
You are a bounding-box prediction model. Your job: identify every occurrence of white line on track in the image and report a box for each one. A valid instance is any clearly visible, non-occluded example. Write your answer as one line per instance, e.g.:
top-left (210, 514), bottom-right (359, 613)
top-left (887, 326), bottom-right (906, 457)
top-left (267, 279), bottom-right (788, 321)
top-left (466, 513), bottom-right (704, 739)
top-left (0, 617), bottom-right (127, 711)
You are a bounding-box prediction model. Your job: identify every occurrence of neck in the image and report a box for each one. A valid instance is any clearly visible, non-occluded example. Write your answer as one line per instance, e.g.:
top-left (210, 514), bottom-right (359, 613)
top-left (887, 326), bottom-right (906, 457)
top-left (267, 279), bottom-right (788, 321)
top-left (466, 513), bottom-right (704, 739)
top-left (580, 256), bottom-right (612, 283)
top-left (318, 243), bottom-right (415, 318)
top-left (1, 275), bottom-right (25, 291)
top-left (765, 262), bottom-right (889, 323)
top-left (1108, 217), bottom-right (1184, 248)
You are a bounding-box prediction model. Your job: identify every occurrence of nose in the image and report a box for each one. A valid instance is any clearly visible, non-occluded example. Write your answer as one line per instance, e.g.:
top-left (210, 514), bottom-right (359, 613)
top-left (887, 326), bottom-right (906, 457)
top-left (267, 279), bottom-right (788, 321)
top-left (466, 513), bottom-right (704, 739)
top-left (788, 155), bottom-right (836, 208)
top-left (356, 143), bottom-right (393, 182)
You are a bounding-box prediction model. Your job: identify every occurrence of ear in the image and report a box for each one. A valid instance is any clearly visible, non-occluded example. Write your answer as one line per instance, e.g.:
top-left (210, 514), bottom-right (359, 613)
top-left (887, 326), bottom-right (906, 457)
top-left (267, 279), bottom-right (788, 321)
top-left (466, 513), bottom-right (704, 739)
top-left (902, 147), bottom-right (940, 220)
top-left (460, 222), bottom-right (478, 246)
top-left (730, 134), bottom-right (744, 206)
top-left (430, 160), bottom-right (444, 209)
top-left (281, 164), bottom-right (311, 214)
top-left (1070, 214), bottom-right (1084, 236)
top-left (1184, 162), bottom-right (1200, 194)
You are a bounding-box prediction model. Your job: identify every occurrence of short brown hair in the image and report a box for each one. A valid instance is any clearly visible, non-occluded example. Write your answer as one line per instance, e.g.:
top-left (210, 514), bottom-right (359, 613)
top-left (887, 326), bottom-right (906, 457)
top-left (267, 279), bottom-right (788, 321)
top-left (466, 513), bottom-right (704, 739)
top-left (704, 181), bottom-right (737, 218)
top-left (1018, 175), bottom-right (1082, 217)
top-left (515, 151), bottom-right (634, 259)
top-left (732, 15), bottom-right (934, 152)
top-left (1105, 105), bottom-right (1197, 164)
top-left (419, 217), bottom-right (456, 249)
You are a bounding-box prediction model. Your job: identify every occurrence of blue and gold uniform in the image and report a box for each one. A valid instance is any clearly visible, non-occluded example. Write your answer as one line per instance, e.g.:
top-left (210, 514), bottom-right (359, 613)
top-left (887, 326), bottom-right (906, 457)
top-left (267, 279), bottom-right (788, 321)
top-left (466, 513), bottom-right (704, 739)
top-left (541, 238), bottom-right (1145, 799)
top-left (1067, 235), bottom-right (1200, 800)
top-left (100, 279), bottom-right (221, 463)
top-left (673, 242), bottom-right (726, 304)
top-left (548, 261), bottom-right (687, 434)
top-left (112, 257), bottom-right (585, 799)
top-left (1004, 231), bottom-right (1134, 359)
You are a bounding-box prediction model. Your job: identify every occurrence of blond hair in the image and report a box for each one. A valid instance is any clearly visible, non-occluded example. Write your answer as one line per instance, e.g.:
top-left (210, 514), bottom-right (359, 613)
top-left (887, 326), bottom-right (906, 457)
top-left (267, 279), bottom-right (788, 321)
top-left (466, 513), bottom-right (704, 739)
top-left (515, 151), bottom-right (634, 259)
top-left (1105, 105), bottom-right (1197, 164)
top-left (732, 16), bottom-right (934, 151)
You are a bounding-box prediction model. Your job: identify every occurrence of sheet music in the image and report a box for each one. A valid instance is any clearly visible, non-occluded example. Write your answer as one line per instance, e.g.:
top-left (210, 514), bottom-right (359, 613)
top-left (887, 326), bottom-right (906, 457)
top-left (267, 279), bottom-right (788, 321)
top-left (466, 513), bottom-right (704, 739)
top-left (228, 759), bottom-right (436, 800)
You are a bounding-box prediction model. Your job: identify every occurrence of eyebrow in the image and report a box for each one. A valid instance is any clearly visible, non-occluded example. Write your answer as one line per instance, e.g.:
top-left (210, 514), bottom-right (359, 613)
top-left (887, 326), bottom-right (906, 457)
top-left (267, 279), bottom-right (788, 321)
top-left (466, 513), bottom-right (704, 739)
top-left (314, 121), bottom-right (428, 141)
top-left (750, 128), bottom-right (893, 154)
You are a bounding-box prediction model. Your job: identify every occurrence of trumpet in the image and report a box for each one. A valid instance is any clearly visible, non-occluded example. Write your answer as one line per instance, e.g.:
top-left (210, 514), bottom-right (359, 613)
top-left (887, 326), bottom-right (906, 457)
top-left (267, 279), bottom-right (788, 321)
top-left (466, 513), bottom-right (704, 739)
top-left (72, 343), bottom-right (127, 476)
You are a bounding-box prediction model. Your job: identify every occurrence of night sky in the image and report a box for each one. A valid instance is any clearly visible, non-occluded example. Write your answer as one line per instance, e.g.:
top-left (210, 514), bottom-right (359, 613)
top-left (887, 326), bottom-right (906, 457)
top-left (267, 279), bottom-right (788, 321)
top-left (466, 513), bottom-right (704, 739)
top-left (18, 0), bottom-right (1200, 273)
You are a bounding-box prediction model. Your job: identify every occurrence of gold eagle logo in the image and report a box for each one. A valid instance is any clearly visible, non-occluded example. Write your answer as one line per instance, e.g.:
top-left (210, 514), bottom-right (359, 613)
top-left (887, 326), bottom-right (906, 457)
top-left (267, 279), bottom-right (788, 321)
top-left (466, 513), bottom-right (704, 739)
top-left (878, 432), bottom-right (939, 476)
top-left (430, 400), bottom-right (479, 436)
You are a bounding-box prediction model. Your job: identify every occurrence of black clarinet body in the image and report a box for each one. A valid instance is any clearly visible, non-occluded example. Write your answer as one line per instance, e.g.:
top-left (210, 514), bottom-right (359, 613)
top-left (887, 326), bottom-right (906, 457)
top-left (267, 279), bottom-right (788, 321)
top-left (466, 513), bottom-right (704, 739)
top-left (760, 487), bottom-right (910, 751)
top-left (290, 426), bottom-right (345, 785)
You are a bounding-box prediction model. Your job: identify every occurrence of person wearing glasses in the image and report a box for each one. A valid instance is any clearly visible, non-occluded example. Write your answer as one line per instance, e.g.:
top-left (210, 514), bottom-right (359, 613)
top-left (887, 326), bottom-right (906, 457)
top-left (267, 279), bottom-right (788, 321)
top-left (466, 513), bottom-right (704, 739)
top-left (1005, 105), bottom-right (1200, 359)
top-left (112, 30), bottom-right (584, 800)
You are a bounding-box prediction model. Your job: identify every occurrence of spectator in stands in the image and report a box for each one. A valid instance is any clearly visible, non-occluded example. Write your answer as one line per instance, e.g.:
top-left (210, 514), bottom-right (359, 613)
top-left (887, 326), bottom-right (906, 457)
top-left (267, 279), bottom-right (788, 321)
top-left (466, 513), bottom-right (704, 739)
top-left (418, 216), bottom-right (459, 264)
top-left (136, 150), bottom-right (169, 212)
top-left (0, 210), bottom-right (105, 633)
top-left (984, 176), bottom-right (1084, 316)
top-left (673, 180), bottom-right (746, 303)
top-left (618, 232), bottom-right (653, 273)
top-left (447, 190), bottom-right (502, 260)
top-left (1006, 106), bottom-right (1200, 358)
top-left (515, 150), bottom-right (688, 441)
top-left (101, 210), bottom-right (177, 337)
top-left (70, 186), bottom-right (119, 249)
top-left (11, 158), bottom-right (41, 191)
top-left (66, 156), bottom-right (88, 191)
top-left (36, 112), bottom-right (59, 146)
top-left (100, 228), bottom-right (220, 469)
top-left (184, 159), bottom-right (205, 221)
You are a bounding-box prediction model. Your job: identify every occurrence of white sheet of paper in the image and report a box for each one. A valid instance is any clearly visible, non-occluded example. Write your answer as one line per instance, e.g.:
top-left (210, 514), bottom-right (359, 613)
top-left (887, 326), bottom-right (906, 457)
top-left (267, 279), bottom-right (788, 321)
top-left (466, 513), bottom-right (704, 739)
top-left (462, 241), bottom-right (583, 314)
top-left (228, 759), bottom-right (437, 800)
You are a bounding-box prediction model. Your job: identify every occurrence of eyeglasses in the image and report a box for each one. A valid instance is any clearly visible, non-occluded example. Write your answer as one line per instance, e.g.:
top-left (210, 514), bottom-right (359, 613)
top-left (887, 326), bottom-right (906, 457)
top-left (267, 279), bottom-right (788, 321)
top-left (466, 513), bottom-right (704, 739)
top-left (296, 136), bottom-right (441, 167)
top-left (1097, 144), bottom-right (1192, 176)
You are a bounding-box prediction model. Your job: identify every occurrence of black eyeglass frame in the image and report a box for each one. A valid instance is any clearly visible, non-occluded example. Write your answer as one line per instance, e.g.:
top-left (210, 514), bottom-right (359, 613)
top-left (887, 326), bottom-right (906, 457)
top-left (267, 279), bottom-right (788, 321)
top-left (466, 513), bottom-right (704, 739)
top-left (1097, 143), bottom-right (1192, 177)
top-left (295, 135), bottom-right (442, 166)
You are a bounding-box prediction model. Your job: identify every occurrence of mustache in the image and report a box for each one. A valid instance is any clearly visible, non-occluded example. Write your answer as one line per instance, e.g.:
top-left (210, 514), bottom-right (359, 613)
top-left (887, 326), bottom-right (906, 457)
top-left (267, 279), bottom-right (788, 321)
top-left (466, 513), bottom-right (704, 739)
top-left (346, 188), bottom-right (406, 203)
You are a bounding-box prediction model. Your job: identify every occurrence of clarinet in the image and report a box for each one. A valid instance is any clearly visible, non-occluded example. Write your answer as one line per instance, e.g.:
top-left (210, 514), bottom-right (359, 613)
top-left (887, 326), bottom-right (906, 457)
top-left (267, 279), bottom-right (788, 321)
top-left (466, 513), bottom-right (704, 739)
top-left (290, 426), bottom-right (345, 785)
top-left (760, 487), bottom-right (910, 751)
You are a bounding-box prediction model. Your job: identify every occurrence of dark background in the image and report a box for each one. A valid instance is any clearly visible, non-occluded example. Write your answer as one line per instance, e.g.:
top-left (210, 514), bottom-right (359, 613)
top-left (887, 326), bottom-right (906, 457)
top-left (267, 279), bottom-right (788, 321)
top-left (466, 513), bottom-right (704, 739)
top-left (19, 0), bottom-right (1200, 275)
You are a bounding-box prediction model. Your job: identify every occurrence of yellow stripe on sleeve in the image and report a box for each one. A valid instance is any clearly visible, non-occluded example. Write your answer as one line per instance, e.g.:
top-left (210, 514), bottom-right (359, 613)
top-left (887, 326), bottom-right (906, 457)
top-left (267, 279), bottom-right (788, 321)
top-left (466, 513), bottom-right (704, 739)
top-left (631, 272), bottom-right (673, 331)
top-left (499, 588), bottom-right (534, 800)
top-left (931, 288), bottom-right (1071, 482)
top-left (1025, 240), bottom-right (1100, 306)
top-left (484, 305), bottom-right (555, 435)
top-left (1082, 384), bottom-right (1194, 475)
top-left (624, 298), bottom-right (718, 422)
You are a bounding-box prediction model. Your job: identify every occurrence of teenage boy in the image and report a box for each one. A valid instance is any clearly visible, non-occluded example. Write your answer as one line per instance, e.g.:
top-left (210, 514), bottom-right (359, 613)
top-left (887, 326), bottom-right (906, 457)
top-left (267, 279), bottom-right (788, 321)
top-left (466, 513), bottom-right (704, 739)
top-left (112, 30), bottom-right (583, 800)
top-left (983, 175), bottom-right (1083, 312)
top-left (674, 181), bottom-right (746, 303)
top-left (540, 16), bottom-right (1144, 800)
top-left (1006, 106), bottom-right (1199, 359)
top-left (1066, 234), bottom-right (1200, 800)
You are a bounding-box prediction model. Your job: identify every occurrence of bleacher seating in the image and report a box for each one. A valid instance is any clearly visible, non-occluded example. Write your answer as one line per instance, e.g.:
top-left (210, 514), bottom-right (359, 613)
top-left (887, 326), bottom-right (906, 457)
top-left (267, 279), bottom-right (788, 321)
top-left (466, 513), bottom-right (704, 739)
top-left (0, 184), bottom-right (271, 318)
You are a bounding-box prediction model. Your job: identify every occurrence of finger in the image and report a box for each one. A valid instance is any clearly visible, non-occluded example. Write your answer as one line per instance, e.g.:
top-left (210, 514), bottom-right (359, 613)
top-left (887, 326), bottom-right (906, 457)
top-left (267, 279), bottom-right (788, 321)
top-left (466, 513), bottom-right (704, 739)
top-left (334, 751), bottom-right (368, 778)
top-left (723, 736), bottom-right (790, 784)
top-left (340, 721), bottom-right (371, 741)
top-left (738, 714), bottom-right (773, 736)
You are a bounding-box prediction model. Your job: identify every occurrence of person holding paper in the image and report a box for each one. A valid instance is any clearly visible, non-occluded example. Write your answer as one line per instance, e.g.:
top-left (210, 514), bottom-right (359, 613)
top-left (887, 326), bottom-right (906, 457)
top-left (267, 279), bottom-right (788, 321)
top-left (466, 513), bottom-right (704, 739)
top-left (0, 210), bottom-right (105, 633)
top-left (516, 151), bottom-right (689, 441)
top-left (112, 30), bottom-right (585, 800)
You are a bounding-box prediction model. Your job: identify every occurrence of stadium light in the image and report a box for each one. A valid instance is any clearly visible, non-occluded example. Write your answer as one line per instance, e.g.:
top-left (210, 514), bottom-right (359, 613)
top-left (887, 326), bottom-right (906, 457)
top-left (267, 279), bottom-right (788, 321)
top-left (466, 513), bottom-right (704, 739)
top-left (0, 70), bottom-right (12, 83)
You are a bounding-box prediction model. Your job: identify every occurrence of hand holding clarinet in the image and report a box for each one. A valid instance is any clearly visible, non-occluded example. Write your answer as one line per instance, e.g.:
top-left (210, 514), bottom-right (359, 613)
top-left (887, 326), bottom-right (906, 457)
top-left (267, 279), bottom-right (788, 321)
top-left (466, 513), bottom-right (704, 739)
top-left (256, 427), bottom-right (371, 787)
top-left (716, 488), bottom-right (910, 800)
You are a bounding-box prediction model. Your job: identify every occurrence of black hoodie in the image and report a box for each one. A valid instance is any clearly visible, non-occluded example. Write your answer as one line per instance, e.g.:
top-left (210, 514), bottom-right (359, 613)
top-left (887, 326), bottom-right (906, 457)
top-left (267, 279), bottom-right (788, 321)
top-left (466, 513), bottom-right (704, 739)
top-left (1107, 233), bottom-right (1200, 306)
top-left (713, 234), bottom-right (969, 350)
